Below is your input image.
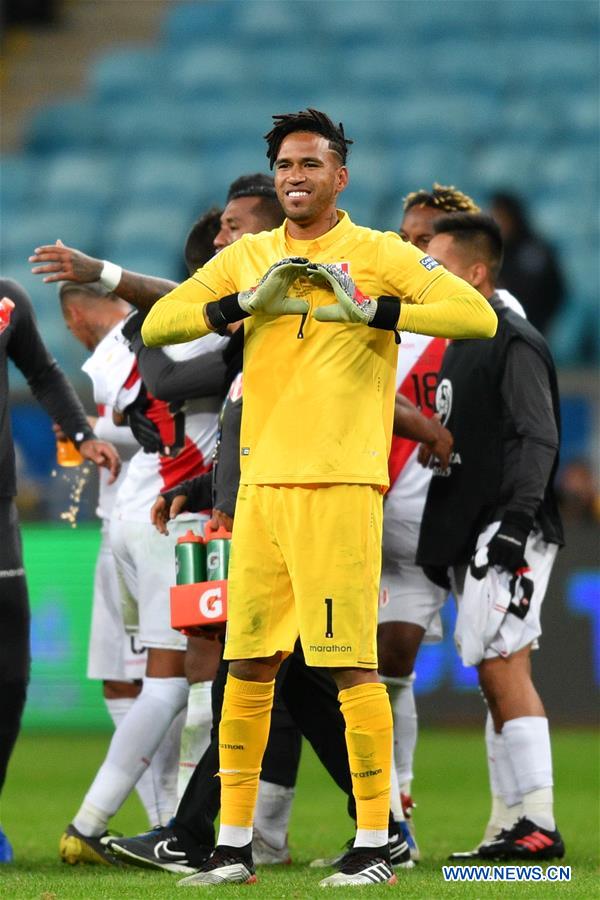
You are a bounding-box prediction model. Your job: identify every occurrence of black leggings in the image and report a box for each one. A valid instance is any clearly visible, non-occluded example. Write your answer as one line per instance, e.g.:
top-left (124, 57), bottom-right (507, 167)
top-left (0, 499), bottom-right (30, 794)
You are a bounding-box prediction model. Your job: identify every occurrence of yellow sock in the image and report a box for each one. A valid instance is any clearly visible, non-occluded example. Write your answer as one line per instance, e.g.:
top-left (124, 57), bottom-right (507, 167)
top-left (218, 674), bottom-right (275, 828)
top-left (339, 681), bottom-right (393, 833)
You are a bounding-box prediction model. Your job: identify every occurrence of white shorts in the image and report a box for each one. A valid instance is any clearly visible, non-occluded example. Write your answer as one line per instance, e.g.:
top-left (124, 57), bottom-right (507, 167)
top-left (453, 522), bottom-right (558, 665)
top-left (87, 529), bottom-right (147, 681)
top-left (378, 519), bottom-right (447, 642)
top-left (109, 513), bottom-right (205, 650)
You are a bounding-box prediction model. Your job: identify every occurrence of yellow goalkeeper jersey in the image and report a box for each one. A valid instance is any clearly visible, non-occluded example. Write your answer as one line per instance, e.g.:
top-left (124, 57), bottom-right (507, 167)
top-left (143, 211), bottom-right (496, 488)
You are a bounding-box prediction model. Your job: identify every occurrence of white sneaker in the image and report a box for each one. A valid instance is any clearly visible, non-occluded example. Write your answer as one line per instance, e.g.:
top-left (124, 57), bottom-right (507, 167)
top-left (318, 846), bottom-right (397, 887)
top-left (252, 828), bottom-right (291, 865)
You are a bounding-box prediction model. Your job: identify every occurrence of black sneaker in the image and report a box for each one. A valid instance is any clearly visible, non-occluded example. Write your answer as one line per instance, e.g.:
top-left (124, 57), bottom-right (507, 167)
top-left (318, 845), bottom-right (397, 887)
top-left (59, 824), bottom-right (121, 866)
top-left (389, 821), bottom-right (415, 869)
top-left (108, 825), bottom-right (209, 874)
top-left (478, 817), bottom-right (565, 861)
top-left (176, 843), bottom-right (256, 886)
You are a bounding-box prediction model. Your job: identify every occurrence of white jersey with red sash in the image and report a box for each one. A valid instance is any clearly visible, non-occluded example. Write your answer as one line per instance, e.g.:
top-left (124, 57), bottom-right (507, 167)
top-left (384, 334), bottom-right (447, 530)
top-left (111, 334), bottom-right (226, 523)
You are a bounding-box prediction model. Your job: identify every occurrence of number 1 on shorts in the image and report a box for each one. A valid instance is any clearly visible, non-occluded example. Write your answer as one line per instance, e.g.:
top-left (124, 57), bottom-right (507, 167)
top-left (324, 597), bottom-right (333, 638)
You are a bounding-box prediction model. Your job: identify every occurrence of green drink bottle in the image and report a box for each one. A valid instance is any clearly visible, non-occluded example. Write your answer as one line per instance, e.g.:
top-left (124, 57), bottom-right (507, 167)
top-left (205, 527), bottom-right (231, 581)
top-left (175, 530), bottom-right (206, 585)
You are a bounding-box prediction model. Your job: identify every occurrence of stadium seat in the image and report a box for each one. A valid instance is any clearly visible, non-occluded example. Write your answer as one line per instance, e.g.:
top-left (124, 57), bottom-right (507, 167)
top-left (234, 1), bottom-right (305, 44)
top-left (102, 100), bottom-right (202, 150)
top-left (2, 211), bottom-right (101, 264)
top-left (41, 152), bottom-right (119, 215)
top-left (90, 47), bottom-right (170, 103)
top-left (168, 42), bottom-right (249, 98)
top-left (103, 204), bottom-right (193, 260)
top-left (125, 151), bottom-right (213, 207)
top-left (25, 101), bottom-right (106, 154)
top-left (315, 0), bottom-right (402, 46)
top-left (0, 155), bottom-right (41, 214)
top-left (162, 1), bottom-right (236, 46)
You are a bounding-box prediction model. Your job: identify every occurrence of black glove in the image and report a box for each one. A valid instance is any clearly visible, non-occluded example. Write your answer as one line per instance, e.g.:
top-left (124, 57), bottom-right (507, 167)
top-left (486, 510), bottom-right (533, 572)
top-left (121, 310), bottom-right (147, 344)
top-left (124, 386), bottom-right (163, 454)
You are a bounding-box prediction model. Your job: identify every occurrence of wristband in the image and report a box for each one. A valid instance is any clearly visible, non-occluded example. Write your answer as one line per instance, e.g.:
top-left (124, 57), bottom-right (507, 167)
top-left (368, 296), bottom-right (402, 343)
top-left (72, 429), bottom-right (95, 449)
top-left (204, 294), bottom-right (250, 332)
top-left (100, 260), bottom-right (123, 291)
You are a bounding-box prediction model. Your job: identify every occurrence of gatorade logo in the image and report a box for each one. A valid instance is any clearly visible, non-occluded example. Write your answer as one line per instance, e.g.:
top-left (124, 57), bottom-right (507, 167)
top-left (207, 551), bottom-right (219, 570)
top-left (199, 586), bottom-right (223, 619)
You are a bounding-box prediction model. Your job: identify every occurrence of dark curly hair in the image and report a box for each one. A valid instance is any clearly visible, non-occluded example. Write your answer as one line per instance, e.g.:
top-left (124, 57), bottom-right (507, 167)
top-left (264, 108), bottom-right (353, 169)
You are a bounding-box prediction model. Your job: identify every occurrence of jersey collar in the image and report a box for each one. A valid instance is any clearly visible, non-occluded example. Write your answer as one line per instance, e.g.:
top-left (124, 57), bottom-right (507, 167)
top-left (280, 209), bottom-right (353, 256)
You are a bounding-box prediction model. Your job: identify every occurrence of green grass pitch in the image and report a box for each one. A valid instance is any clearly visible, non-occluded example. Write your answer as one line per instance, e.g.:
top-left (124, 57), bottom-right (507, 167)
top-left (2, 728), bottom-right (598, 898)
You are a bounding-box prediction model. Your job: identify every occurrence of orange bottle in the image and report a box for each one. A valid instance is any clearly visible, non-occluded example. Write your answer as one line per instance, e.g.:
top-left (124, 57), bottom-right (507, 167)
top-left (56, 437), bottom-right (84, 467)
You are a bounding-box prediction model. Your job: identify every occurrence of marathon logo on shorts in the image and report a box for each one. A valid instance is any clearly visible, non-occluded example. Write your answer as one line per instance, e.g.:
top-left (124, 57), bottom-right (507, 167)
top-left (419, 255), bottom-right (440, 271)
top-left (220, 743), bottom-right (244, 750)
top-left (351, 768), bottom-right (383, 778)
top-left (309, 644), bottom-right (352, 653)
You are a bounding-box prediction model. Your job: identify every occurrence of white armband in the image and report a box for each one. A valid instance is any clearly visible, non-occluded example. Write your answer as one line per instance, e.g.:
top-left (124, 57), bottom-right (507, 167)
top-left (99, 260), bottom-right (123, 291)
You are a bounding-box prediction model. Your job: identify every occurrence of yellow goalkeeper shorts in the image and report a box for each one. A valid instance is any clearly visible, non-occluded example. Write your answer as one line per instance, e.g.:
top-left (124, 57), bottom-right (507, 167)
top-left (223, 483), bottom-right (382, 669)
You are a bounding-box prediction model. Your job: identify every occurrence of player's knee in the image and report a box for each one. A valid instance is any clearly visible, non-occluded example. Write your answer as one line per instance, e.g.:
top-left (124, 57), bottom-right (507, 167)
top-left (185, 635), bottom-right (221, 684)
top-left (377, 622), bottom-right (423, 677)
top-left (229, 653), bottom-right (283, 683)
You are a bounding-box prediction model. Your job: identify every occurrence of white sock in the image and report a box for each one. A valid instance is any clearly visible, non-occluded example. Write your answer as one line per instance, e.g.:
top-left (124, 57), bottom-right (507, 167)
top-left (382, 674), bottom-right (417, 791)
top-left (389, 763), bottom-right (405, 823)
top-left (502, 717), bottom-right (555, 831)
top-left (218, 824), bottom-right (253, 848)
top-left (354, 829), bottom-right (388, 849)
top-left (105, 695), bottom-right (164, 827)
top-left (148, 706), bottom-right (186, 826)
top-left (253, 780), bottom-right (295, 850)
top-left (73, 677), bottom-right (189, 836)
top-left (483, 712), bottom-right (522, 842)
top-left (177, 680), bottom-right (213, 800)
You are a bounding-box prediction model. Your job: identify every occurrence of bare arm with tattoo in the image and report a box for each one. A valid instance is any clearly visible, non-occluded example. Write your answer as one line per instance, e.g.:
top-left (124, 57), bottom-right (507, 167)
top-left (30, 240), bottom-right (177, 310)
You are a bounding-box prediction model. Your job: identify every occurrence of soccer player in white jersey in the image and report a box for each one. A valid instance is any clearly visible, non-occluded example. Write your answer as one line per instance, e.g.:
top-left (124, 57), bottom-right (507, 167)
top-left (56, 282), bottom-right (226, 864)
top-left (378, 185), bottom-right (481, 859)
top-left (57, 280), bottom-right (184, 835)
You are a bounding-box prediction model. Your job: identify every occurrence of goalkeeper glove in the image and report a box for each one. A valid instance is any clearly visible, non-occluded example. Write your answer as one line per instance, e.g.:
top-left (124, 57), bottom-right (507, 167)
top-left (204, 257), bottom-right (310, 331)
top-left (486, 510), bottom-right (533, 573)
top-left (308, 263), bottom-right (401, 341)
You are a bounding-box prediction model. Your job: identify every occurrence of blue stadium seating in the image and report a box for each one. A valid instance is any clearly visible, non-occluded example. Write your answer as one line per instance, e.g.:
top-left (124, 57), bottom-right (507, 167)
top-left (90, 47), bottom-right (171, 103)
top-left (25, 101), bottom-right (105, 153)
top-left (162, 2), bottom-right (236, 46)
top-left (2, 210), bottom-right (101, 265)
top-left (10, 0), bottom-right (598, 373)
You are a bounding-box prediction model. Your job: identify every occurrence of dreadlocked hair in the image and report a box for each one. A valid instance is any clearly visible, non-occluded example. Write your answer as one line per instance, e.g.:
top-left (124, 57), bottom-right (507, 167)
top-left (264, 108), bottom-right (353, 169)
top-left (403, 183), bottom-right (480, 214)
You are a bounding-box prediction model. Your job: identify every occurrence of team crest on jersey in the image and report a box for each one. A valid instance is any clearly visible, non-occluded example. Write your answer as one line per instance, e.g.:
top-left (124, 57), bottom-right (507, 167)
top-left (436, 378), bottom-right (453, 425)
top-left (419, 255), bottom-right (440, 271)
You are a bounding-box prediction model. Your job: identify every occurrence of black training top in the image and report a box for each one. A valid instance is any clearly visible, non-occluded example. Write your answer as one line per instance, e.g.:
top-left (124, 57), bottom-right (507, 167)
top-left (0, 279), bottom-right (94, 498)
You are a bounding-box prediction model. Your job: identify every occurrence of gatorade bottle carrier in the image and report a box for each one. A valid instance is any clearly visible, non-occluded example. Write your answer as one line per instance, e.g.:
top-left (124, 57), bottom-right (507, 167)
top-left (170, 524), bottom-right (231, 636)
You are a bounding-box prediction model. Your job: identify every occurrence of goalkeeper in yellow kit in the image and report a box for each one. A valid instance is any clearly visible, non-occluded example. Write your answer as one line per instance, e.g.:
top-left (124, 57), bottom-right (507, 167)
top-left (142, 109), bottom-right (497, 888)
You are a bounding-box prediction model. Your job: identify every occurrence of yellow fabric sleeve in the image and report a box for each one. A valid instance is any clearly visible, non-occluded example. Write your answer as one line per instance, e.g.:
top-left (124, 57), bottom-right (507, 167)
top-left (398, 278), bottom-right (498, 339)
top-left (141, 277), bottom-right (215, 346)
top-left (141, 243), bottom-right (240, 347)
top-left (378, 234), bottom-right (498, 340)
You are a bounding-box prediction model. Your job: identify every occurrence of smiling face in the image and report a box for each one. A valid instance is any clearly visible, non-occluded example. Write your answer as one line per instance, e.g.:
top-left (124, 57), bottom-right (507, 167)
top-left (400, 204), bottom-right (443, 252)
top-left (273, 131), bottom-right (348, 237)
